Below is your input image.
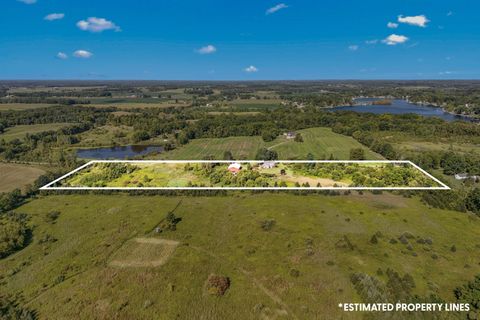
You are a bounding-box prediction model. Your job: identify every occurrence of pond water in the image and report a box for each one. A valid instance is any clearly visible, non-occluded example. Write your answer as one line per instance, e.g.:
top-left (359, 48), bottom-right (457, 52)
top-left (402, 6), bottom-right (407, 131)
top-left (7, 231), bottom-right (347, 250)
top-left (76, 145), bottom-right (163, 159)
top-left (333, 98), bottom-right (474, 122)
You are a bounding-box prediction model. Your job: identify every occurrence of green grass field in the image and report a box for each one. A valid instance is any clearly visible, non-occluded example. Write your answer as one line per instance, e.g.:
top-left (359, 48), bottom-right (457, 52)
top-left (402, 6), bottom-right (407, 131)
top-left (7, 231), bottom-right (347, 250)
top-left (1, 193), bottom-right (478, 319)
top-left (163, 127), bottom-right (382, 160)
top-left (0, 123), bottom-right (73, 142)
top-left (0, 163), bottom-right (46, 192)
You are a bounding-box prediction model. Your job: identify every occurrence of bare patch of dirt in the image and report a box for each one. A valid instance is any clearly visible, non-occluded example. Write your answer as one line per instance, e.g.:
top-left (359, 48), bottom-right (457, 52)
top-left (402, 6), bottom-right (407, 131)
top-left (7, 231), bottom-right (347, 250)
top-left (109, 237), bottom-right (179, 268)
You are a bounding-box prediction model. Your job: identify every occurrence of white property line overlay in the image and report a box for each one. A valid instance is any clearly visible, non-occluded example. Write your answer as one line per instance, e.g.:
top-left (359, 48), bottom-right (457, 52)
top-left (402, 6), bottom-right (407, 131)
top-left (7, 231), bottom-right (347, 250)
top-left (40, 160), bottom-right (450, 191)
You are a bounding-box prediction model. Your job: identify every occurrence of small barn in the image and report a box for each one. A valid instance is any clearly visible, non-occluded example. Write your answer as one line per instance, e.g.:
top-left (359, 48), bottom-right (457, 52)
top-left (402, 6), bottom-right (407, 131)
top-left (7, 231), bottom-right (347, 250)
top-left (284, 131), bottom-right (297, 139)
top-left (228, 162), bottom-right (242, 174)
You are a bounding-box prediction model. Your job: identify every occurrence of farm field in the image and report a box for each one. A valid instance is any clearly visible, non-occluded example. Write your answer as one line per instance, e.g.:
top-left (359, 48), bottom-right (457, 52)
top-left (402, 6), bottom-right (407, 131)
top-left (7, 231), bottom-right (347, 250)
top-left (163, 136), bottom-right (264, 160)
top-left (163, 127), bottom-right (382, 160)
top-left (0, 163), bottom-right (46, 192)
top-left (87, 102), bottom-right (190, 109)
top-left (0, 103), bottom-right (58, 111)
top-left (0, 123), bottom-right (73, 142)
top-left (1, 193), bottom-right (478, 319)
top-left (267, 127), bottom-right (382, 160)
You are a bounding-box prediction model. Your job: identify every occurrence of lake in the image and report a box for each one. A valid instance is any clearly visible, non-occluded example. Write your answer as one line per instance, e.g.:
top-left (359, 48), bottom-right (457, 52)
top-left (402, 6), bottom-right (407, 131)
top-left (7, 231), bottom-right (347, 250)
top-left (333, 98), bottom-right (474, 122)
top-left (76, 145), bottom-right (163, 159)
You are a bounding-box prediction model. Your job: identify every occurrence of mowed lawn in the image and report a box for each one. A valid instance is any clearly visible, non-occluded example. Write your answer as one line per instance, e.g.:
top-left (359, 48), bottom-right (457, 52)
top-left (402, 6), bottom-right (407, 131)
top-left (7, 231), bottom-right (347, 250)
top-left (1, 193), bottom-right (479, 319)
top-left (0, 123), bottom-right (73, 142)
top-left (0, 163), bottom-right (45, 192)
top-left (163, 127), bottom-right (382, 160)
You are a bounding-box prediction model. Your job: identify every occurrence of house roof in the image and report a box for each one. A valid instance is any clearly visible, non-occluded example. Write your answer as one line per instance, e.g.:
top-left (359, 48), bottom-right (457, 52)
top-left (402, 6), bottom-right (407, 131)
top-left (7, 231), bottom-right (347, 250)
top-left (228, 163), bottom-right (241, 170)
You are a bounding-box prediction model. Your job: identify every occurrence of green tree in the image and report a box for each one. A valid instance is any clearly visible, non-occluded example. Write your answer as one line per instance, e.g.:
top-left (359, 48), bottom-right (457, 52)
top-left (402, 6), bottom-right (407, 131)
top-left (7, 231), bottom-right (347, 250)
top-left (223, 151), bottom-right (233, 160)
top-left (294, 133), bottom-right (304, 142)
top-left (466, 188), bottom-right (480, 214)
top-left (349, 148), bottom-right (366, 160)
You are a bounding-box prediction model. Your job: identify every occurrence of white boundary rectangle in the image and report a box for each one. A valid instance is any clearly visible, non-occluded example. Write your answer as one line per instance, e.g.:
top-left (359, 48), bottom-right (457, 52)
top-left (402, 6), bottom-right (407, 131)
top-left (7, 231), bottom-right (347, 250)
top-left (40, 160), bottom-right (450, 191)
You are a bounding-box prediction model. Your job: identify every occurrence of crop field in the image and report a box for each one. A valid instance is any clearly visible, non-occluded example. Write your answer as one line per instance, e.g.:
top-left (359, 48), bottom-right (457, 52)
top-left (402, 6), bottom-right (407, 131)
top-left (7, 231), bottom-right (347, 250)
top-left (1, 193), bottom-right (479, 319)
top-left (163, 127), bottom-right (382, 160)
top-left (0, 103), bottom-right (57, 110)
top-left (268, 128), bottom-right (382, 160)
top-left (0, 123), bottom-right (73, 142)
top-left (0, 163), bottom-right (46, 192)
top-left (163, 136), bottom-right (264, 160)
top-left (87, 101), bottom-right (190, 109)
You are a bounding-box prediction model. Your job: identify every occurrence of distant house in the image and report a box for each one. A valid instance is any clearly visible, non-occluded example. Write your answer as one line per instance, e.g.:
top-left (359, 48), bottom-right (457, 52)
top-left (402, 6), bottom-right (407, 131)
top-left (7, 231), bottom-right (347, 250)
top-left (261, 161), bottom-right (276, 169)
top-left (284, 131), bottom-right (297, 139)
top-left (228, 162), bottom-right (242, 174)
top-left (455, 173), bottom-right (479, 181)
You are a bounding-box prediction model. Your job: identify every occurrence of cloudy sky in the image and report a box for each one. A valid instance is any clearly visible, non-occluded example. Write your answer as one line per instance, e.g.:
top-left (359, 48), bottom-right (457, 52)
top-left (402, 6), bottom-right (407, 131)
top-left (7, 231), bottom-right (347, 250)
top-left (1, 0), bottom-right (478, 80)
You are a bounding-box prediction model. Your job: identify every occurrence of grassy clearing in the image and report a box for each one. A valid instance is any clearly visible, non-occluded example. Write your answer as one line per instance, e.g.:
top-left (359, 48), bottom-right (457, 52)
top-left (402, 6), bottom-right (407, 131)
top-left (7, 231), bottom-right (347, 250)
top-left (75, 125), bottom-right (134, 147)
top-left (163, 127), bottom-right (382, 160)
top-left (0, 163), bottom-right (46, 192)
top-left (370, 131), bottom-right (480, 155)
top-left (1, 193), bottom-right (479, 319)
top-left (0, 124), bottom-right (73, 142)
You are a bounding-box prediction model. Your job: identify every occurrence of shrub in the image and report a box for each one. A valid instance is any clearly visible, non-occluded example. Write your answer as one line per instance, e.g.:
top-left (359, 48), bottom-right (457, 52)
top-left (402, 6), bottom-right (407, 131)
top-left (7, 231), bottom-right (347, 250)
top-left (260, 219), bottom-right (276, 231)
top-left (349, 148), bottom-right (366, 160)
top-left (0, 294), bottom-right (37, 320)
top-left (290, 269), bottom-right (300, 277)
top-left (44, 211), bottom-right (60, 224)
top-left (206, 274), bottom-right (230, 296)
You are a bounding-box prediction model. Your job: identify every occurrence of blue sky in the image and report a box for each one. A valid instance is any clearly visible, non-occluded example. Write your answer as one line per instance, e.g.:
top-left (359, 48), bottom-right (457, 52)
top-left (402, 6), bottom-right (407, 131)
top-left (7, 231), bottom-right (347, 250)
top-left (1, 0), bottom-right (479, 80)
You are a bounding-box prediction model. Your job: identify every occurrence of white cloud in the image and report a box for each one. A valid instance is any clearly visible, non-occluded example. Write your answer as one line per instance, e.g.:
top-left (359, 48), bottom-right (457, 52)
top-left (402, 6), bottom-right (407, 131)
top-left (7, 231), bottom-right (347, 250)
top-left (56, 52), bottom-right (68, 60)
top-left (365, 39), bottom-right (378, 45)
top-left (266, 3), bottom-right (288, 15)
top-left (348, 45), bottom-right (359, 51)
top-left (73, 50), bottom-right (93, 58)
top-left (244, 65), bottom-right (258, 73)
top-left (382, 34), bottom-right (409, 45)
top-left (77, 17), bottom-right (121, 33)
top-left (44, 13), bottom-right (65, 21)
top-left (447, 11), bottom-right (453, 17)
top-left (196, 45), bottom-right (217, 54)
top-left (387, 22), bottom-right (398, 29)
top-left (397, 15), bottom-right (429, 27)
top-left (17, 0), bottom-right (36, 4)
